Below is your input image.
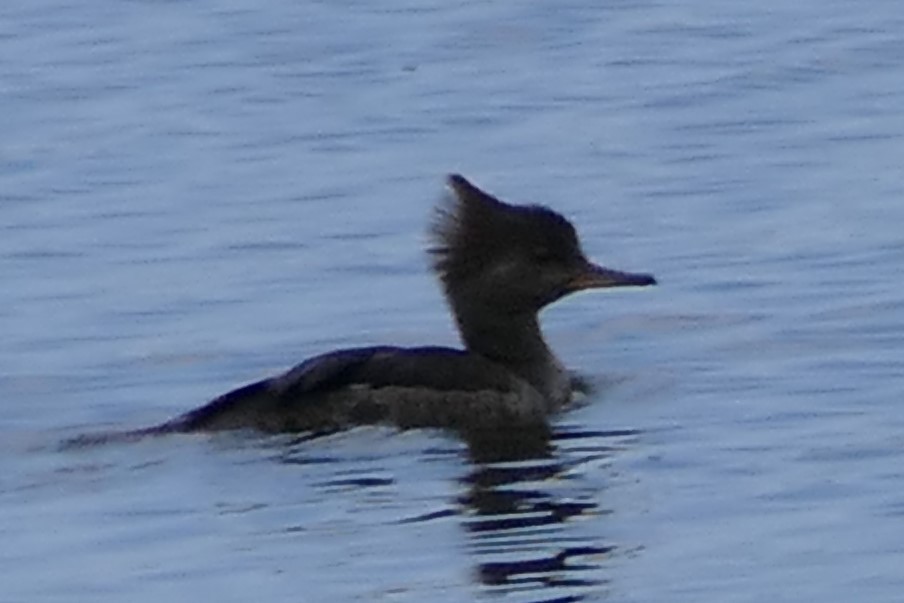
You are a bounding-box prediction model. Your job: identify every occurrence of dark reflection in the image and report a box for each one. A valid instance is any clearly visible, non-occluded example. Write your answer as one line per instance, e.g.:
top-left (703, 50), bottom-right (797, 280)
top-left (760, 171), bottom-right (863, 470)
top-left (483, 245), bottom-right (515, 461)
top-left (458, 425), bottom-right (638, 603)
top-left (462, 424), bottom-right (554, 464)
top-left (256, 421), bottom-right (638, 603)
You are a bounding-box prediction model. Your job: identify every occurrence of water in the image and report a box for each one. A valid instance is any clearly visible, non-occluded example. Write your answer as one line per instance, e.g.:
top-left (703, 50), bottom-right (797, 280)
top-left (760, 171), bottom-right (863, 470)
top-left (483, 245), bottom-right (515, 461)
top-left (2, 1), bottom-right (904, 601)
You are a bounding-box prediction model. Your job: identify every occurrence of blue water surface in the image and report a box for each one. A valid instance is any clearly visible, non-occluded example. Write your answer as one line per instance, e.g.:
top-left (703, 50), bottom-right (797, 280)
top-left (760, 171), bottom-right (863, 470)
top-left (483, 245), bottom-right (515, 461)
top-left (2, 1), bottom-right (903, 602)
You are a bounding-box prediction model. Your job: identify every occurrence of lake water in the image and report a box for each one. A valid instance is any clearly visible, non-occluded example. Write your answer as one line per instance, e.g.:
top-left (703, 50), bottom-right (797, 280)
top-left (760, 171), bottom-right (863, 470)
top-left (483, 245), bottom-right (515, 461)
top-left (2, 1), bottom-right (903, 601)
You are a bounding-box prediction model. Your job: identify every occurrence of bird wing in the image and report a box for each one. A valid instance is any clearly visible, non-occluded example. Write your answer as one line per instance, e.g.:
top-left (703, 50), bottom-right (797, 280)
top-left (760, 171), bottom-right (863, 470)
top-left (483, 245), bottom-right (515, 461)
top-left (167, 346), bottom-right (533, 433)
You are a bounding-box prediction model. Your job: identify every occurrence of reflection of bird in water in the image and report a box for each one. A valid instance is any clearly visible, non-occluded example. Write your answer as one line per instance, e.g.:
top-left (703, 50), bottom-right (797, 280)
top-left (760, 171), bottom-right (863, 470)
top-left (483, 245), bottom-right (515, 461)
top-left (460, 426), bottom-right (641, 603)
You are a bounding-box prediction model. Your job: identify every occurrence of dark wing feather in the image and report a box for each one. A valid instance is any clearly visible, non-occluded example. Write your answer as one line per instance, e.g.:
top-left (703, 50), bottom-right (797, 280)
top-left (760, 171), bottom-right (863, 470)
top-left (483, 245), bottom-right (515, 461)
top-left (162, 346), bottom-right (532, 434)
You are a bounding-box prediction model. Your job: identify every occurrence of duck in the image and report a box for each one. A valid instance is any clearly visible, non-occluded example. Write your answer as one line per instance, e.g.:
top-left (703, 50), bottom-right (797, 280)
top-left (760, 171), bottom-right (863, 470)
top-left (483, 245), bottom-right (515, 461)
top-left (125, 175), bottom-right (655, 440)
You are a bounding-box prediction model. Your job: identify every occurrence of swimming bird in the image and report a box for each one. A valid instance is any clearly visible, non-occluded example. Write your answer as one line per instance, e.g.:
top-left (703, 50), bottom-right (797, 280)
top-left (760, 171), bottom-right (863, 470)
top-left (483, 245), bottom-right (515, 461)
top-left (133, 175), bottom-right (655, 439)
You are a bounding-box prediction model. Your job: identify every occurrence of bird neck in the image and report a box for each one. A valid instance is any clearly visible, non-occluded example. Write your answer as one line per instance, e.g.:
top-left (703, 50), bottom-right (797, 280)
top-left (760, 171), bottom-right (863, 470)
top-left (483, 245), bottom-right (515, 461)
top-left (449, 297), bottom-right (569, 408)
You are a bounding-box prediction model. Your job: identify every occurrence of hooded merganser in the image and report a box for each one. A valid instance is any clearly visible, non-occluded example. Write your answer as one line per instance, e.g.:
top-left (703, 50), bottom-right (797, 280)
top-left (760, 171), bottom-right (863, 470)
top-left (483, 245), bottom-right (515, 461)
top-left (140, 175), bottom-right (655, 437)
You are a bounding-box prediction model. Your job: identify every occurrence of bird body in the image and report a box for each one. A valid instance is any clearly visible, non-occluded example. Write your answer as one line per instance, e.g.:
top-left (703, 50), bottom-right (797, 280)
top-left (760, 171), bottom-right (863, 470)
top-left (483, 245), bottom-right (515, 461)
top-left (123, 174), bottom-right (656, 439)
